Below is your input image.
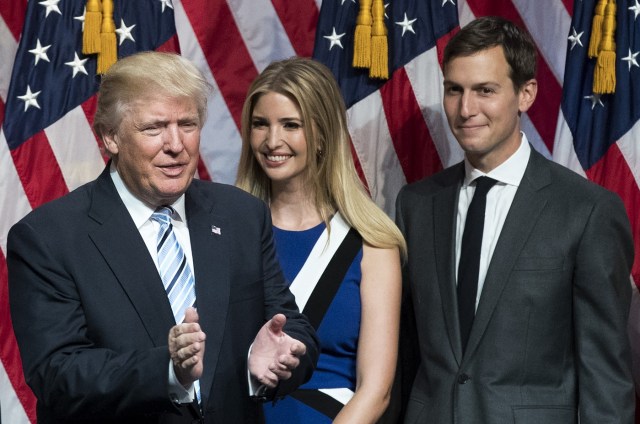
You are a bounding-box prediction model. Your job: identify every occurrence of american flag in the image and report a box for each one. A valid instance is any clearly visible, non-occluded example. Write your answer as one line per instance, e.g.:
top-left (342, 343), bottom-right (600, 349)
top-left (1, 0), bottom-right (639, 423)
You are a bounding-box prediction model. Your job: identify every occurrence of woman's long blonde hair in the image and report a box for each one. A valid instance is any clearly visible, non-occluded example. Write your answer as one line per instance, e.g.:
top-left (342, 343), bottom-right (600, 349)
top-left (236, 57), bottom-right (406, 258)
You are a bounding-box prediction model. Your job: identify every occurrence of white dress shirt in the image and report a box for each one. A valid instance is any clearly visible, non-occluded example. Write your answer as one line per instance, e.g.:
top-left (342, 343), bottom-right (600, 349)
top-left (455, 134), bottom-right (531, 310)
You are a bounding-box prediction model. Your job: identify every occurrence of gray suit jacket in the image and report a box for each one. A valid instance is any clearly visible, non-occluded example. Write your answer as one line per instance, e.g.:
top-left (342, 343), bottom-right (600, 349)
top-left (395, 148), bottom-right (634, 424)
top-left (8, 165), bottom-right (318, 424)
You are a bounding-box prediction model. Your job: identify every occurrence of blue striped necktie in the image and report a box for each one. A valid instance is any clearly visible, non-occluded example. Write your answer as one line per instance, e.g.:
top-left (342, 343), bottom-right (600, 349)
top-left (151, 206), bottom-right (196, 324)
top-left (151, 206), bottom-right (200, 402)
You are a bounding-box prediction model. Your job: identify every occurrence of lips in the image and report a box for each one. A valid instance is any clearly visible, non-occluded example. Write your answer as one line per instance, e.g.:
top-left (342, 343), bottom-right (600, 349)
top-left (158, 163), bottom-right (186, 176)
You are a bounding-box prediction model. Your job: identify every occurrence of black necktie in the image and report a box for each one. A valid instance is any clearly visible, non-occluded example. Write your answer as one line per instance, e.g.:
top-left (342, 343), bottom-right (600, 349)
top-left (457, 176), bottom-right (497, 352)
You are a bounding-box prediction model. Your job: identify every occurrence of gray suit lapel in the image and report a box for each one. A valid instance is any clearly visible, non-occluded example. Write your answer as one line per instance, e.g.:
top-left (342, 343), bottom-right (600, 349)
top-left (434, 165), bottom-right (465, 365)
top-left (88, 168), bottom-right (175, 347)
top-left (463, 150), bottom-right (551, 362)
top-left (185, 183), bottom-right (230, 408)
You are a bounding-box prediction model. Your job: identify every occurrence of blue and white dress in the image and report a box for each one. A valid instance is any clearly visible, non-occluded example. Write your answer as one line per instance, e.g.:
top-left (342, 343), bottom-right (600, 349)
top-left (264, 213), bottom-right (363, 423)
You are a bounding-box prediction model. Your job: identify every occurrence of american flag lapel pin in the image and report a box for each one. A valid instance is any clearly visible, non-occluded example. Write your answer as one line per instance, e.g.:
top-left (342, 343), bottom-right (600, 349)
top-left (211, 225), bottom-right (221, 235)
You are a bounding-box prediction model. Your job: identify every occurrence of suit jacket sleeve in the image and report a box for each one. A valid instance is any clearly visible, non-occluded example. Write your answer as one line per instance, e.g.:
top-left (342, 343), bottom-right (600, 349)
top-left (393, 187), bottom-right (421, 419)
top-left (573, 189), bottom-right (635, 422)
top-left (7, 220), bottom-right (177, 420)
top-left (256, 200), bottom-right (319, 397)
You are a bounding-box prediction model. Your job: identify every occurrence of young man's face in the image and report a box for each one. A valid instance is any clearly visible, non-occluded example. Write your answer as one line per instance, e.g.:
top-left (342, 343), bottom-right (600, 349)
top-left (442, 45), bottom-right (537, 172)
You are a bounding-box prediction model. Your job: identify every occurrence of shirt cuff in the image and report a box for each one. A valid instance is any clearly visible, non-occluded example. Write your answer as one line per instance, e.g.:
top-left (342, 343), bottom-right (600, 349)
top-left (247, 343), bottom-right (268, 399)
top-left (168, 360), bottom-right (195, 404)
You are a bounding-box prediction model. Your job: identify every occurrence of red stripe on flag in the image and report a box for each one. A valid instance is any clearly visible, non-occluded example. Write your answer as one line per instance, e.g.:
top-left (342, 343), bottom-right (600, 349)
top-left (526, 62), bottom-right (562, 153)
top-left (381, 67), bottom-right (442, 184)
top-left (0, 252), bottom-right (37, 424)
top-left (560, 0), bottom-right (573, 16)
top-left (10, 132), bottom-right (69, 209)
top-left (436, 27), bottom-right (459, 67)
top-left (271, 0), bottom-right (320, 57)
top-left (349, 139), bottom-right (369, 191)
top-left (156, 34), bottom-right (181, 54)
top-left (197, 158), bottom-right (212, 181)
top-left (463, 0), bottom-right (562, 153)
top-left (0, 0), bottom-right (26, 41)
top-left (181, 0), bottom-right (258, 131)
top-left (80, 95), bottom-right (108, 163)
top-left (585, 144), bottom-right (640, 286)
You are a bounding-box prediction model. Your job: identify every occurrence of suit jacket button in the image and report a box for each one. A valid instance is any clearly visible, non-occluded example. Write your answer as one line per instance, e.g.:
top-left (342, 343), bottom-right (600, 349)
top-left (457, 373), bottom-right (471, 384)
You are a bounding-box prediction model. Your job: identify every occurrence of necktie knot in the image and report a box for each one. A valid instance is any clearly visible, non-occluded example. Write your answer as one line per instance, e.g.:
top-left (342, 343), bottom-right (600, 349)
top-left (473, 176), bottom-right (497, 198)
top-left (151, 206), bottom-right (174, 226)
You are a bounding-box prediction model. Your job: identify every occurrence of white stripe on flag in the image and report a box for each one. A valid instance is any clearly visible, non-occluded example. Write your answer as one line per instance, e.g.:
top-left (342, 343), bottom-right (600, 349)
top-left (552, 110), bottom-right (587, 177)
top-left (0, 130), bottom-right (31, 252)
top-left (0, 360), bottom-right (30, 424)
top-left (0, 15), bottom-right (18, 101)
top-left (174, 0), bottom-right (243, 184)
top-left (45, 107), bottom-right (104, 191)
top-left (513, 0), bottom-right (570, 83)
top-left (404, 48), bottom-right (464, 169)
top-left (616, 121), bottom-right (640, 190)
top-left (521, 114), bottom-right (552, 159)
top-left (227, 0), bottom-right (297, 72)
top-left (348, 91), bottom-right (406, 216)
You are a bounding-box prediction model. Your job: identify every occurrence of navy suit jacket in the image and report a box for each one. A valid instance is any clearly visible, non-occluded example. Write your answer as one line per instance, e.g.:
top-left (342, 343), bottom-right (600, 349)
top-left (396, 148), bottom-right (634, 424)
top-left (8, 165), bottom-right (318, 424)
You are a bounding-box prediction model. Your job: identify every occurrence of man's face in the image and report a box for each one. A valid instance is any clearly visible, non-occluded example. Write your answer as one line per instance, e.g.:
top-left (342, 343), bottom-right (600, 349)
top-left (103, 94), bottom-right (201, 207)
top-left (442, 45), bottom-right (536, 172)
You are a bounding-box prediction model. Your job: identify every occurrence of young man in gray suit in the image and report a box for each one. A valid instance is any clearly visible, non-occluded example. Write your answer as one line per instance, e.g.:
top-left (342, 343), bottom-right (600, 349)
top-left (395, 16), bottom-right (634, 423)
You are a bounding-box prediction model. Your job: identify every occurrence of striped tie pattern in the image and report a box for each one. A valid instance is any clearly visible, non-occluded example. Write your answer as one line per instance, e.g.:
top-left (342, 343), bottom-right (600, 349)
top-left (152, 206), bottom-right (200, 403)
top-left (151, 206), bottom-right (196, 325)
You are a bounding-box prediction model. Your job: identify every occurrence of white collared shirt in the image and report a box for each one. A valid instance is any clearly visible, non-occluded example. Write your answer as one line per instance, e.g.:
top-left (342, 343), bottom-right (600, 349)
top-left (455, 134), bottom-right (531, 310)
top-left (109, 166), bottom-right (194, 273)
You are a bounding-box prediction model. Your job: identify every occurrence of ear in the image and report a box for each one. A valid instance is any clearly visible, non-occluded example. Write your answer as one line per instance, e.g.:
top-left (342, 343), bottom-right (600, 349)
top-left (102, 131), bottom-right (120, 156)
top-left (518, 78), bottom-right (538, 113)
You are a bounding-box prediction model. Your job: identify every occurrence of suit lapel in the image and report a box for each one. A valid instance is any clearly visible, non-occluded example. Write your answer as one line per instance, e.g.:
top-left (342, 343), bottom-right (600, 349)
top-left (462, 150), bottom-right (551, 362)
top-left (88, 167), bottom-right (175, 346)
top-left (184, 183), bottom-right (230, 408)
top-left (434, 164), bottom-right (465, 365)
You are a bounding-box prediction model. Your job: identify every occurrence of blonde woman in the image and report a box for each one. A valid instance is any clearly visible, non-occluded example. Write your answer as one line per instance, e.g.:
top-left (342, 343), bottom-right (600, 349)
top-left (236, 57), bottom-right (406, 424)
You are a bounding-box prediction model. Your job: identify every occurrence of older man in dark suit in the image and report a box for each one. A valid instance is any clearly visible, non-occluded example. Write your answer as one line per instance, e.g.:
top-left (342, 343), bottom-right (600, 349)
top-left (7, 51), bottom-right (318, 424)
top-left (396, 17), bottom-right (634, 423)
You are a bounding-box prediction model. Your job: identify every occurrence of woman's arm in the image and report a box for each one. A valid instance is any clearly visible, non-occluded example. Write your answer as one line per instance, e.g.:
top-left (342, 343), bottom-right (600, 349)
top-left (333, 243), bottom-right (402, 424)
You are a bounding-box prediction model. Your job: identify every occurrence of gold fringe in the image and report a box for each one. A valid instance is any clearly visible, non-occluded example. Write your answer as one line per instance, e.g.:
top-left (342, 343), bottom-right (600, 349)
top-left (369, 0), bottom-right (388, 79)
top-left (594, 51), bottom-right (616, 93)
top-left (370, 34), bottom-right (388, 79)
top-left (593, 0), bottom-right (616, 94)
top-left (97, 0), bottom-right (116, 74)
top-left (353, 0), bottom-right (372, 68)
top-left (82, 0), bottom-right (102, 54)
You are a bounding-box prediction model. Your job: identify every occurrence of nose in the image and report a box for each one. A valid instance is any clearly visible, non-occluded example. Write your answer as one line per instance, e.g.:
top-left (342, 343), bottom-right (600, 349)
top-left (265, 126), bottom-right (283, 149)
top-left (163, 124), bottom-right (184, 153)
top-left (459, 91), bottom-right (477, 119)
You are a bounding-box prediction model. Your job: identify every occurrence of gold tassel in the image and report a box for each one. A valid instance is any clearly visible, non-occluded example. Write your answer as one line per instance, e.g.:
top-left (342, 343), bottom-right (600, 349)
top-left (588, 0), bottom-right (607, 58)
top-left (593, 0), bottom-right (616, 94)
top-left (82, 0), bottom-right (101, 54)
top-left (97, 0), bottom-right (117, 74)
top-left (353, 0), bottom-right (373, 68)
top-left (369, 0), bottom-right (388, 79)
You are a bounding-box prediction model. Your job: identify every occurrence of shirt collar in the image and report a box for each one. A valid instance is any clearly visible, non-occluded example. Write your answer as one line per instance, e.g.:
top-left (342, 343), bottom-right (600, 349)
top-left (463, 132), bottom-right (531, 188)
top-left (109, 163), bottom-right (187, 229)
